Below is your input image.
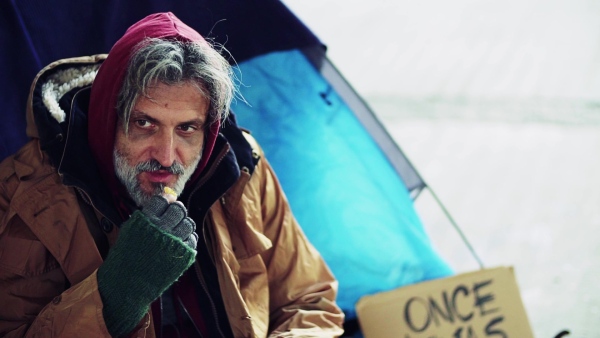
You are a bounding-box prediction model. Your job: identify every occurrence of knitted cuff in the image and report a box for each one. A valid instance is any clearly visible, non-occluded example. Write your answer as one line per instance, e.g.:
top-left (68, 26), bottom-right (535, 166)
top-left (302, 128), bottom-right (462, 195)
top-left (97, 211), bottom-right (196, 337)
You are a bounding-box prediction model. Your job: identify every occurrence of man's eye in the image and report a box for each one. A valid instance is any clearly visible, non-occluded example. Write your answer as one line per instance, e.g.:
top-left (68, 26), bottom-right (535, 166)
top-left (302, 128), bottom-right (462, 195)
top-left (179, 124), bottom-right (198, 133)
top-left (134, 120), bottom-right (153, 128)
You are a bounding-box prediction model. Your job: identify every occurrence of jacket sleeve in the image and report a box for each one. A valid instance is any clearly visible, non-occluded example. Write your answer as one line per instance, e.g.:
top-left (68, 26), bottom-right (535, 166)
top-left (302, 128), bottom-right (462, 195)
top-left (251, 142), bottom-right (345, 337)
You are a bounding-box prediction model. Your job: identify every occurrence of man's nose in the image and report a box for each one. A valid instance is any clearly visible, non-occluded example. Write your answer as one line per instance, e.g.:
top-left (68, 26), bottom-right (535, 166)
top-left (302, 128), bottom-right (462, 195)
top-left (152, 131), bottom-right (177, 167)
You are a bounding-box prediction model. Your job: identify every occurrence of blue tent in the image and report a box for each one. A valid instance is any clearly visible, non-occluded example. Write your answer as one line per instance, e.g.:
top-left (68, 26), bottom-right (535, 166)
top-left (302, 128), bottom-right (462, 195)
top-left (1, 0), bottom-right (452, 334)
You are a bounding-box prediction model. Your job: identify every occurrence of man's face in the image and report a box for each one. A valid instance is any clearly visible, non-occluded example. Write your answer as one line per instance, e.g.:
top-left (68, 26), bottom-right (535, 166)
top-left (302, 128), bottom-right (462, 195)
top-left (114, 82), bottom-right (210, 206)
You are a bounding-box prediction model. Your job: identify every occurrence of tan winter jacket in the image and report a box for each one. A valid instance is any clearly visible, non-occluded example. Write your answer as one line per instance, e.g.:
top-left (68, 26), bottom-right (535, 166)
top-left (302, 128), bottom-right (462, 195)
top-left (0, 56), bottom-right (344, 337)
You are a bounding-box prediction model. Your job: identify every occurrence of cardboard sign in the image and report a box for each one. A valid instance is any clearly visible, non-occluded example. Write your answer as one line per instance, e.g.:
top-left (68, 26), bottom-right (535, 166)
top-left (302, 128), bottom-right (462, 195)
top-left (356, 267), bottom-right (533, 338)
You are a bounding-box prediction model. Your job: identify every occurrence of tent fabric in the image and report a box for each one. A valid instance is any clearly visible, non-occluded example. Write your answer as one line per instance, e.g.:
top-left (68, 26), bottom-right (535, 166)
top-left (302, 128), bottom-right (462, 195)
top-left (232, 49), bottom-right (452, 318)
top-left (309, 52), bottom-right (427, 198)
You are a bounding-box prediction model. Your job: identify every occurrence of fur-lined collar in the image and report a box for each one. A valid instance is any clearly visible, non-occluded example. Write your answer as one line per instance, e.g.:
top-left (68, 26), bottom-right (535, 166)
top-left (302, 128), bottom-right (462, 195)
top-left (25, 55), bottom-right (107, 139)
top-left (41, 65), bottom-right (100, 123)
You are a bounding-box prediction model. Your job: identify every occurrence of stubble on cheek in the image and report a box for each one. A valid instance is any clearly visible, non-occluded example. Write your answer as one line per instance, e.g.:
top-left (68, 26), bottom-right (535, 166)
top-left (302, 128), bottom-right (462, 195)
top-left (113, 148), bottom-right (157, 206)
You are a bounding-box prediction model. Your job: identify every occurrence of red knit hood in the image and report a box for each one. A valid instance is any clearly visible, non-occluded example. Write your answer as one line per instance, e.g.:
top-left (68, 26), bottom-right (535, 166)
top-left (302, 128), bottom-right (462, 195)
top-left (88, 12), bottom-right (220, 210)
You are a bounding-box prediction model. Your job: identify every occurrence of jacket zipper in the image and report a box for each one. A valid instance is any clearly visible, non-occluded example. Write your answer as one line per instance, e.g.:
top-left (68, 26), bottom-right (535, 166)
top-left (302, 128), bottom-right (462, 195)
top-left (176, 294), bottom-right (204, 338)
top-left (186, 144), bottom-right (231, 338)
top-left (194, 260), bottom-right (226, 338)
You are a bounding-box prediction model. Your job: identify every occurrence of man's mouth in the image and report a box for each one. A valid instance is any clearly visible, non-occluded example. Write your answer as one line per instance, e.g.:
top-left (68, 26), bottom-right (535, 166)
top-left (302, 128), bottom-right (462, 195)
top-left (142, 170), bottom-right (175, 183)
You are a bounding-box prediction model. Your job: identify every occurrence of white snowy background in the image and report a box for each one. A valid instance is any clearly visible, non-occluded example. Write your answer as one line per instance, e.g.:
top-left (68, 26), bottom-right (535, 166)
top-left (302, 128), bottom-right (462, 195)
top-left (283, 0), bottom-right (600, 337)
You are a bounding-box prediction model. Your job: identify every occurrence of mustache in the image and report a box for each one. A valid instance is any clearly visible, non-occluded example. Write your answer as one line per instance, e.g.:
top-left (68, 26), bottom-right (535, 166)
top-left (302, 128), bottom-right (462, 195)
top-left (135, 159), bottom-right (185, 175)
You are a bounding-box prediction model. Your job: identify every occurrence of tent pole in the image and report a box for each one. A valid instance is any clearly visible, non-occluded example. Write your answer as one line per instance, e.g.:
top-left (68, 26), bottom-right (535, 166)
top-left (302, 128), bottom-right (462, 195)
top-left (426, 187), bottom-right (485, 270)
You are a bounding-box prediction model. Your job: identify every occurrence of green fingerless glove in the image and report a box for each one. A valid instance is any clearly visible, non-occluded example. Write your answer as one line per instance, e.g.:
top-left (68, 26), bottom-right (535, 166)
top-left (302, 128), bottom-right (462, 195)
top-left (97, 210), bottom-right (196, 337)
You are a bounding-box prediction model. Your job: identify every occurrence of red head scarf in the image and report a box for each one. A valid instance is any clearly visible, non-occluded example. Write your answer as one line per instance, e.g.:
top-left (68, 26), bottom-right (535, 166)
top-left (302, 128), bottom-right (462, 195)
top-left (88, 12), bottom-right (220, 214)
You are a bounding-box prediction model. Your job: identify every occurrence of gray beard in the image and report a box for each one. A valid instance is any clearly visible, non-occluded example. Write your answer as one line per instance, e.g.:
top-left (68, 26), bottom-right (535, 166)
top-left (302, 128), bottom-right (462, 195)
top-left (113, 150), bottom-right (201, 207)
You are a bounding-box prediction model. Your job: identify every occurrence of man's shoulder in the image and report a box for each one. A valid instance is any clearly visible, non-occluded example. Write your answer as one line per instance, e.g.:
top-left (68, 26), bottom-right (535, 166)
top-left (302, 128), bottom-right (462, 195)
top-left (0, 140), bottom-right (56, 185)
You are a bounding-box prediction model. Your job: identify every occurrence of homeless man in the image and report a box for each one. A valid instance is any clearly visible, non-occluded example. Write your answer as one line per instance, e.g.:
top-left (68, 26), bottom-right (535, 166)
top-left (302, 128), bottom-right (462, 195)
top-left (0, 12), bottom-right (344, 337)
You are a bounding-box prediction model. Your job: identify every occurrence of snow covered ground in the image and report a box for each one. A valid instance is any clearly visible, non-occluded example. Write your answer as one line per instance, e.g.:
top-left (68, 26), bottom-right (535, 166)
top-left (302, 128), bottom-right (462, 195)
top-left (283, 0), bottom-right (600, 337)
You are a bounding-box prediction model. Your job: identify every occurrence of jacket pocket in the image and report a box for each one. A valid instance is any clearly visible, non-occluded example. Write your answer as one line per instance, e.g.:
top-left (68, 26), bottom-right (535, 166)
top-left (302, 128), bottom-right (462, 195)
top-left (0, 217), bottom-right (59, 278)
top-left (0, 237), bottom-right (59, 278)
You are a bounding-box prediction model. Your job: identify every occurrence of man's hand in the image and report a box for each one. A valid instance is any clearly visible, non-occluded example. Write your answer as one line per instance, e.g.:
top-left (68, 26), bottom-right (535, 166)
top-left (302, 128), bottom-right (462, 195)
top-left (97, 193), bottom-right (198, 337)
top-left (141, 195), bottom-right (198, 249)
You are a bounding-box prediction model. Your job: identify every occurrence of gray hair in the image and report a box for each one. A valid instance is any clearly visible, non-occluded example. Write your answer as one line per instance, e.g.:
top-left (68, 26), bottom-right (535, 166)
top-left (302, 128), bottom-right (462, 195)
top-left (117, 37), bottom-right (234, 132)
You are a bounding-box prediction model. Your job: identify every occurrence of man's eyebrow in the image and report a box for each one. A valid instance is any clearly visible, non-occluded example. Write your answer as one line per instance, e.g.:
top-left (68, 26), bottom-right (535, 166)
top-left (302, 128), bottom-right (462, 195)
top-left (130, 111), bottom-right (159, 124)
top-left (179, 118), bottom-right (206, 127)
top-left (131, 111), bottom-right (207, 127)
